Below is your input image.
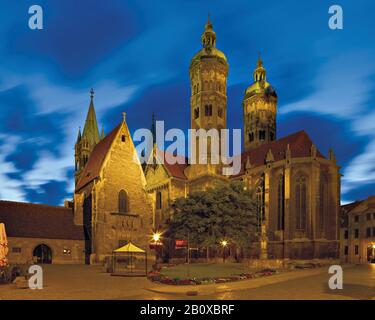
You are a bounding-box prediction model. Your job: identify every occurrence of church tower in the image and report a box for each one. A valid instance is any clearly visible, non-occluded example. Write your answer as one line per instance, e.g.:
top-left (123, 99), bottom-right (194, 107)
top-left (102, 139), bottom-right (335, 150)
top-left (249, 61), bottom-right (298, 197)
top-left (189, 16), bottom-right (229, 163)
top-left (243, 55), bottom-right (278, 151)
top-left (74, 88), bottom-right (101, 185)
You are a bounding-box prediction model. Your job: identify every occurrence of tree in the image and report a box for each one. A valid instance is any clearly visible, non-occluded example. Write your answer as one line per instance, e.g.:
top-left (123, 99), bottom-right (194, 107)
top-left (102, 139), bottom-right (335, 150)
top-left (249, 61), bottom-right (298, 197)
top-left (169, 181), bottom-right (259, 260)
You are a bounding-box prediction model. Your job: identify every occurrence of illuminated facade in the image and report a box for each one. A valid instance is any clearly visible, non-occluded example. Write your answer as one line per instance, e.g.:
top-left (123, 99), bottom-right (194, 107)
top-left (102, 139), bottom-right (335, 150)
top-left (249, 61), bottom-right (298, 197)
top-left (145, 17), bottom-right (341, 260)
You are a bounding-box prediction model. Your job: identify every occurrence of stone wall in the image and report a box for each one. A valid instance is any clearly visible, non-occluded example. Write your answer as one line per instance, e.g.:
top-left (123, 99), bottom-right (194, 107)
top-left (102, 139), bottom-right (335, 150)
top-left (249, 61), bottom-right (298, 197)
top-left (91, 121), bottom-right (153, 263)
top-left (7, 237), bottom-right (85, 264)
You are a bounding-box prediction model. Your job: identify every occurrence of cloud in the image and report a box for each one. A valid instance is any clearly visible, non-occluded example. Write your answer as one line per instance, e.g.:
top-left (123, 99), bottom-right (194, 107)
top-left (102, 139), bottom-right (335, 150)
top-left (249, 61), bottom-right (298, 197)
top-left (280, 51), bottom-right (375, 200)
top-left (0, 135), bottom-right (25, 201)
top-left (280, 51), bottom-right (375, 118)
top-left (0, 71), bottom-right (138, 204)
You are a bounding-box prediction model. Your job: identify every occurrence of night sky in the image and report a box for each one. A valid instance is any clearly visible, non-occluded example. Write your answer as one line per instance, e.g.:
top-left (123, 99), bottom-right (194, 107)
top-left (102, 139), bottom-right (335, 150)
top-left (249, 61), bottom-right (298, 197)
top-left (0, 0), bottom-right (374, 205)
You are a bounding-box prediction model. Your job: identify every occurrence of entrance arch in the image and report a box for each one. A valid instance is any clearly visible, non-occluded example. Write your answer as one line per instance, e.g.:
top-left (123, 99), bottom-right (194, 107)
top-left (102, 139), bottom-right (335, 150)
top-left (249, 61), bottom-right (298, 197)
top-left (33, 244), bottom-right (53, 264)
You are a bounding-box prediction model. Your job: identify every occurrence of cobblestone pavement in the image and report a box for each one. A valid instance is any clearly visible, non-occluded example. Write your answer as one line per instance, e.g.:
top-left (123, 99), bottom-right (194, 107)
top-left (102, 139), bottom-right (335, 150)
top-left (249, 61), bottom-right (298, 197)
top-left (0, 264), bottom-right (373, 300)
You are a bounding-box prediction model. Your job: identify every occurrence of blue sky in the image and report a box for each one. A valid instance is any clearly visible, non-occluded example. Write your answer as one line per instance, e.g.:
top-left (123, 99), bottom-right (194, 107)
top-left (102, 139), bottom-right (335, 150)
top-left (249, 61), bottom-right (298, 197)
top-left (0, 0), bottom-right (374, 205)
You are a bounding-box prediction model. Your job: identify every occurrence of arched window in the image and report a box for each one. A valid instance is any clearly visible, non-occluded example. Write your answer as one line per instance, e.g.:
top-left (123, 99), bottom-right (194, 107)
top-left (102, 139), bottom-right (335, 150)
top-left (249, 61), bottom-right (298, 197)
top-left (256, 177), bottom-right (265, 228)
top-left (249, 132), bottom-right (254, 142)
top-left (319, 174), bottom-right (328, 231)
top-left (194, 108), bottom-right (199, 119)
top-left (277, 175), bottom-right (285, 230)
top-left (205, 104), bottom-right (213, 116)
top-left (295, 176), bottom-right (307, 230)
top-left (259, 130), bottom-right (266, 141)
top-left (118, 190), bottom-right (128, 213)
top-left (156, 191), bottom-right (162, 210)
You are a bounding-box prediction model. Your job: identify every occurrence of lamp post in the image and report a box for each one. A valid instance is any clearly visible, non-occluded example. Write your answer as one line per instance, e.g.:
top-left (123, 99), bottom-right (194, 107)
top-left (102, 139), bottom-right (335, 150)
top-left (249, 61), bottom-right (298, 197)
top-left (151, 232), bottom-right (162, 270)
top-left (221, 240), bottom-right (228, 263)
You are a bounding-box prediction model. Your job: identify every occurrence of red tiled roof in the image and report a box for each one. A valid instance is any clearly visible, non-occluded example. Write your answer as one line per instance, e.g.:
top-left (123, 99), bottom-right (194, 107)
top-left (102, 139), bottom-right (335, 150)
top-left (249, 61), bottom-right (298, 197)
top-left (156, 150), bottom-right (188, 179)
top-left (235, 130), bottom-right (325, 176)
top-left (0, 200), bottom-right (85, 240)
top-left (341, 201), bottom-right (362, 212)
top-left (76, 123), bottom-right (122, 191)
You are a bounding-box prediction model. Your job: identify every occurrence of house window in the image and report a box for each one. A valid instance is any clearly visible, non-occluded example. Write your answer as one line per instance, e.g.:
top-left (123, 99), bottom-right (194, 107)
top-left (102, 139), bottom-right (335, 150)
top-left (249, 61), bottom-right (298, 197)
top-left (121, 135), bottom-right (126, 142)
top-left (319, 175), bottom-right (328, 231)
top-left (156, 191), bottom-right (162, 210)
top-left (118, 190), bottom-right (129, 213)
top-left (205, 104), bottom-right (213, 116)
top-left (367, 213), bottom-right (371, 221)
top-left (354, 229), bottom-right (359, 239)
top-left (344, 246), bottom-right (348, 256)
top-left (344, 230), bottom-right (349, 239)
top-left (270, 132), bottom-right (275, 141)
top-left (295, 175), bottom-right (307, 230)
top-left (277, 175), bottom-right (285, 230)
top-left (354, 215), bottom-right (359, 223)
top-left (355, 245), bottom-right (359, 255)
top-left (367, 228), bottom-right (371, 238)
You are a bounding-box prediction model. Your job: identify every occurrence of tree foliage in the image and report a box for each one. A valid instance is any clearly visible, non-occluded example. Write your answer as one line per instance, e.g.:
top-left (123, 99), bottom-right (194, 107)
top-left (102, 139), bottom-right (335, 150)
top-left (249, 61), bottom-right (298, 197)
top-left (169, 181), bottom-right (259, 249)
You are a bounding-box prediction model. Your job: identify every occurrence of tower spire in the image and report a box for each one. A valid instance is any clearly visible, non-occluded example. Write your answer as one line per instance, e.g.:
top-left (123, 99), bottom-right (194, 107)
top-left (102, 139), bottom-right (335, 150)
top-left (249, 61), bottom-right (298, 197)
top-left (82, 88), bottom-right (100, 146)
top-left (201, 14), bottom-right (216, 49)
top-left (76, 126), bottom-right (82, 143)
top-left (254, 53), bottom-right (266, 82)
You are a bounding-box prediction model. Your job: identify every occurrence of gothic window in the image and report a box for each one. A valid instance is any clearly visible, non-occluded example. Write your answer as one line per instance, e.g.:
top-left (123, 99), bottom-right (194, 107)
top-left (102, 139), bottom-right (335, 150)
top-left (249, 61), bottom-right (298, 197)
top-left (277, 175), bottom-right (285, 230)
top-left (256, 176), bottom-right (265, 228)
top-left (194, 108), bottom-right (199, 119)
top-left (295, 175), bottom-right (307, 230)
top-left (319, 174), bottom-right (328, 231)
top-left (205, 104), bottom-right (213, 116)
top-left (156, 191), bottom-right (162, 210)
top-left (118, 190), bottom-right (129, 213)
top-left (259, 130), bottom-right (266, 141)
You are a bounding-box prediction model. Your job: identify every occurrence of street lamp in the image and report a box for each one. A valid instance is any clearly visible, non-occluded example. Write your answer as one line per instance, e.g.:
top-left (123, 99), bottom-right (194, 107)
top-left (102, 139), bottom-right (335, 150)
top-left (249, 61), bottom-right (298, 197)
top-left (151, 232), bottom-right (162, 270)
top-left (152, 232), bottom-right (161, 243)
top-left (220, 240), bottom-right (228, 263)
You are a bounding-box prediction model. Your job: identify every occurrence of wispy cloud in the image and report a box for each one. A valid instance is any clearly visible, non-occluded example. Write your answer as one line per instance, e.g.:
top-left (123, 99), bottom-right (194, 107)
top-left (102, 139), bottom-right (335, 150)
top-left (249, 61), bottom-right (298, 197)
top-left (281, 51), bottom-right (375, 201)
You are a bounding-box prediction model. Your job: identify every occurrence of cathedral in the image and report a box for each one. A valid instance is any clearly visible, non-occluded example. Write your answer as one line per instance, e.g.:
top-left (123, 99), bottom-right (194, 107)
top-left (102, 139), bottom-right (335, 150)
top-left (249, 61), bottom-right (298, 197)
top-left (144, 17), bottom-right (340, 260)
top-left (0, 17), bottom-right (340, 265)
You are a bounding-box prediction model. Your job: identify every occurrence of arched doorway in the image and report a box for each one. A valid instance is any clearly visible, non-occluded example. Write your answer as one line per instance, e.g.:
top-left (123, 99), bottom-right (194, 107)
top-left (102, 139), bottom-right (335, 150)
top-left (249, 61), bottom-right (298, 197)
top-left (33, 244), bottom-right (53, 264)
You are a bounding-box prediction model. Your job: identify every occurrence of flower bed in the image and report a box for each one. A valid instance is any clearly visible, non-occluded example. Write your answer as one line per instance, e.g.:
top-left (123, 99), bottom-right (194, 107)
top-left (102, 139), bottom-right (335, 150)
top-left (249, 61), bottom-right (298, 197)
top-left (148, 268), bottom-right (279, 286)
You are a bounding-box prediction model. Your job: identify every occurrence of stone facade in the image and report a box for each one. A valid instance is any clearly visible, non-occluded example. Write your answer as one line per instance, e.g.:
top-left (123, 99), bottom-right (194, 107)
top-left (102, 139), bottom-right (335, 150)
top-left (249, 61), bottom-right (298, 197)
top-left (340, 196), bottom-right (375, 263)
top-left (6, 237), bottom-right (85, 264)
top-left (144, 17), bottom-right (341, 261)
top-left (74, 116), bottom-right (153, 264)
